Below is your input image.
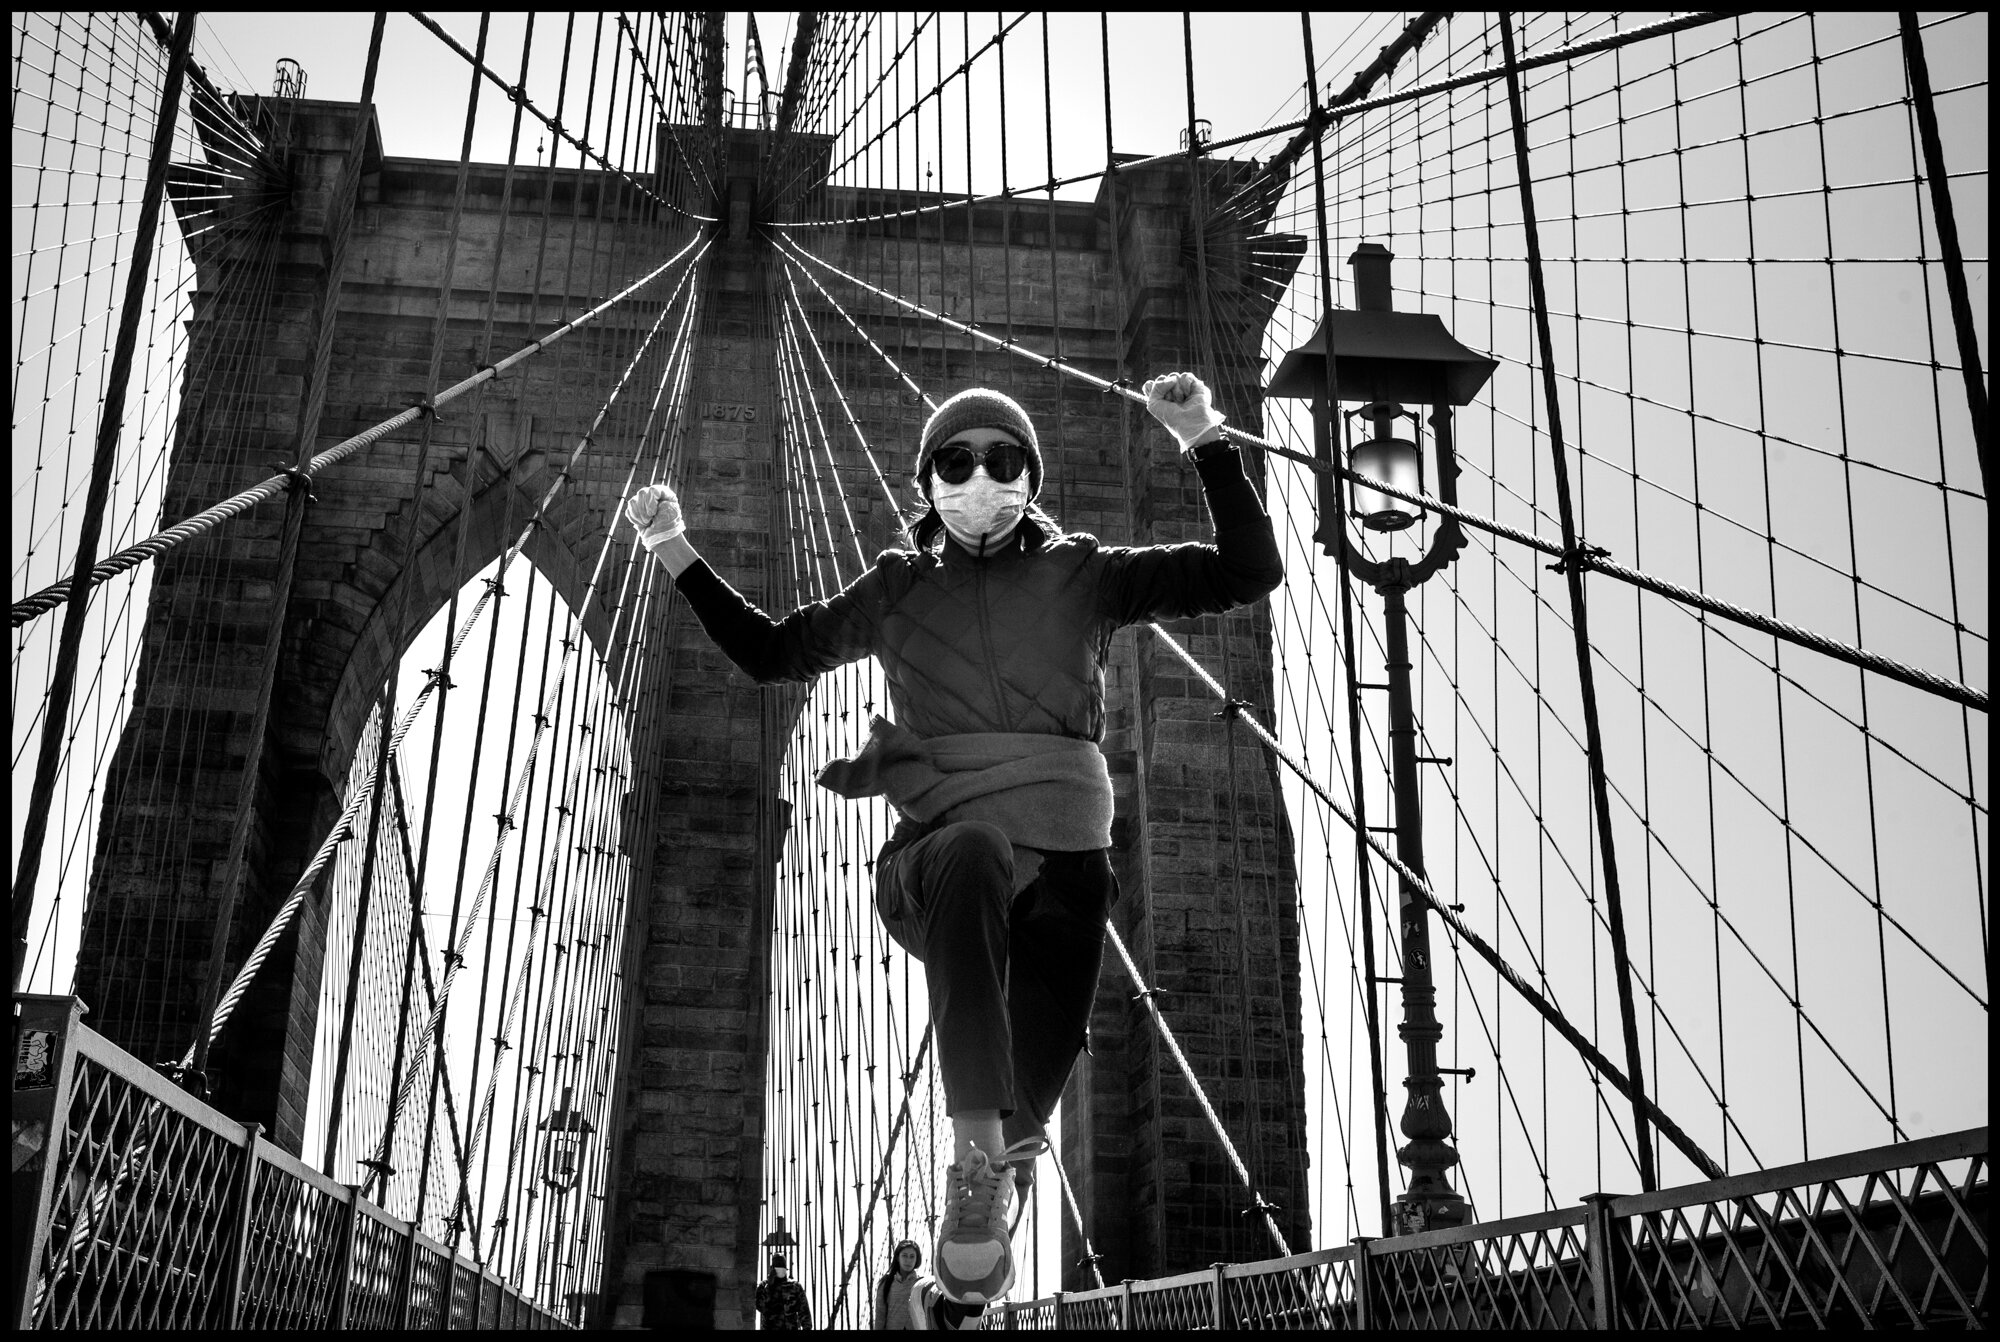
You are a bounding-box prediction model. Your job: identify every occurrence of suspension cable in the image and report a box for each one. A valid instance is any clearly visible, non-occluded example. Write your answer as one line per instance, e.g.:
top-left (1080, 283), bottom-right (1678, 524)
top-left (1145, 620), bottom-right (1725, 1181)
top-left (13, 235), bottom-right (705, 628)
top-left (772, 233), bottom-right (1986, 714)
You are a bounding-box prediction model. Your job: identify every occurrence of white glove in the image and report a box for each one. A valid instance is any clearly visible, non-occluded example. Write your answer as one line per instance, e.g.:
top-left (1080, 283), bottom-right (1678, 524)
top-left (625, 481), bottom-right (686, 552)
top-left (1143, 371), bottom-right (1227, 451)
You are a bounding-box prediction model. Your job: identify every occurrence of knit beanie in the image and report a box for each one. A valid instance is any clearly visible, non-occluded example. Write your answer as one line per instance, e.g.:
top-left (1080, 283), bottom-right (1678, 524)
top-left (916, 388), bottom-right (1042, 500)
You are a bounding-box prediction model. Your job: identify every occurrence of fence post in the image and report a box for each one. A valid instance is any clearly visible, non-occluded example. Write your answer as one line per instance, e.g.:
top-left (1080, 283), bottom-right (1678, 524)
top-left (1582, 1193), bottom-right (1621, 1330)
top-left (10, 995), bottom-right (87, 1329)
top-left (219, 1123), bottom-right (264, 1328)
top-left (1351, 1238), bottom-right (1374, 1331)
top-left (396, 1217), bottom-right (420, 1329)
top-left (330, 1184), bottom-right (362, 1329)
top-left (1120, 1280), bottom-right (1134, 1330)
top-left (1211, 1263), bottom-right (1230, 1330)
top-left (1051, 1289), bottom-right (1064, 1328)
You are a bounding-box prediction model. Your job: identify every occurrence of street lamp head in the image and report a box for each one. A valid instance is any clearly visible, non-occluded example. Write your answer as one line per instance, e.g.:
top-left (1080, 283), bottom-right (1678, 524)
top-left (1351, 432), bottom-right (1423, 531)
top-left (536, 1085), bottom-right (596, 1193)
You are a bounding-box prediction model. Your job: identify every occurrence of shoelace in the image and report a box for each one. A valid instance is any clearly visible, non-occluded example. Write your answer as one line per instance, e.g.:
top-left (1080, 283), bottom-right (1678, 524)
top-left (948, 1154), bottom-right (1008, 1229)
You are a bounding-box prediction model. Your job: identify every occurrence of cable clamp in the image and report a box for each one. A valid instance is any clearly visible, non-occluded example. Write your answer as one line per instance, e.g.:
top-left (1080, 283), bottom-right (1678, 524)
top-left (1241, 1193), bottom-right (1283, 1218)
top-left (1102, 376), bottom-right (1136, 396)
top-left (424, 665), bottom-right (456, 691)
top-left (477, 360), bottom-right (503, 381)
top-left (360, 1157), bottom-right (395, 1177)
top-left (405, 393), bottom-right (441, 422)
top-left (157, 1061), bottom-right (209, 1097)
top-left (268, 461), bottom-right (317, 503)
top-left (1214, 698), bottom-right (1255, 722)
top-left (1547, 543), bottom-right (1610, 575)
top-left (442, 949), bottom-right (463, 968)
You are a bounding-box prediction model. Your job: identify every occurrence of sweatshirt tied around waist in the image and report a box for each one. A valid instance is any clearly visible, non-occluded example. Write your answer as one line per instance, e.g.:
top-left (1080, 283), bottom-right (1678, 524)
top-left (816, 715), bottom-right (1113, 852)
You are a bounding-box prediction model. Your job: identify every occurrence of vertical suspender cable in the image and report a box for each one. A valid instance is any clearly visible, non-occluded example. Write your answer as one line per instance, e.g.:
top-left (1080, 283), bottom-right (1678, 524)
top-left (1299, 11), bottom-right (1397, 1239)
top-left (191, 10), bottom-right (389, 1080)
top-left (367, 10), bottom-right (539, 1202)
top-left (1496, 11), bottom-right (1657, 1192)
top-left (11, 9), bottom-right (196, 993)
top-left (322, 681), bottom-right (402, 1173)
top-left (327, 9), bottom-right (486, 1178)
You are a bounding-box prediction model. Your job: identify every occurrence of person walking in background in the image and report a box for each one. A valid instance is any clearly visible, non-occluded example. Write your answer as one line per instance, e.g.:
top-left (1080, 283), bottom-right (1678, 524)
top-left (873, 1240), bottom-right (923, 1329)
top-left (627, 374), bottom-right (1281, 1318)
top-left (754, 1254), bottom-right (811, 1330)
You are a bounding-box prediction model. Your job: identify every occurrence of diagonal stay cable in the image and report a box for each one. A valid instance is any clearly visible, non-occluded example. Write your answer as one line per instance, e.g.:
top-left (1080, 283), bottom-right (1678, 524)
top-left (826, 1025), bottom-right (932, 1326)
top-left (407, 9), bottom-right (716, 223)
top-left (775, 250), bottom-right (1297, 1257)
top-left (771, 233), bottom-right (1985, 714)
top-left (1105, 921), bottom-right (1294, 1259)
top-left (1144, 620), bottom-right (1727, 1182)
top-left (769, 11), bottom-right (1745, 232)
top-left (13, 234), bottom-right (706, 628)
top-left (383, 269), bottom-right (705, 1131)
top-left (177, 242), bottom-right (710, 1068)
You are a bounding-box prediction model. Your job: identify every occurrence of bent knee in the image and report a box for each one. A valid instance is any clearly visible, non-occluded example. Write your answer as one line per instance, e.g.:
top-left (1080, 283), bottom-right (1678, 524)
top-left (935, 820), bottom-right (1014, 868)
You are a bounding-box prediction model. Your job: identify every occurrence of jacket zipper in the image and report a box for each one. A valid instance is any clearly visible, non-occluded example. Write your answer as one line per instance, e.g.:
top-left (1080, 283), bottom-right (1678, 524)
top-left (973, 551), bottom-right (1013, 731)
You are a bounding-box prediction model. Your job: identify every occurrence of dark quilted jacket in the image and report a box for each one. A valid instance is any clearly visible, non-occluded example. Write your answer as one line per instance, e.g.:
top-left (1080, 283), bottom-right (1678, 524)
top-left (675, 446), bottom-right (1282, 743)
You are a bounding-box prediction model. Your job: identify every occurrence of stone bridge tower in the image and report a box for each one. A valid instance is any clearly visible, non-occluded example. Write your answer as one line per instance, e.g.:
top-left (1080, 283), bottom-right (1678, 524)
top-left (73, 95), bottom-right (1311, 1328)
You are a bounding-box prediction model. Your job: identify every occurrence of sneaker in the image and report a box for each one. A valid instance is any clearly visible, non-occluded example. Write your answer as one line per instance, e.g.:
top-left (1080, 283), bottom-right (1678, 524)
top-left (934, 1147), bottom-right (1016, 1304)
top-left (909, 1273), bottom-right (986, 1330)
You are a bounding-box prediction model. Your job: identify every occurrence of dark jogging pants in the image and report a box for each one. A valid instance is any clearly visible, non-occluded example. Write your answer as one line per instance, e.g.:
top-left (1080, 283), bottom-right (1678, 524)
top-left (874, 819), bottom-right (1119, 1136)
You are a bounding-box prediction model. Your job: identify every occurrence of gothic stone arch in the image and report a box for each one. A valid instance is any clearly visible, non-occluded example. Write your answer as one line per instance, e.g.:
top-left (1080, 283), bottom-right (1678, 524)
top-left (77, 99), bottom-right (1313, 1329)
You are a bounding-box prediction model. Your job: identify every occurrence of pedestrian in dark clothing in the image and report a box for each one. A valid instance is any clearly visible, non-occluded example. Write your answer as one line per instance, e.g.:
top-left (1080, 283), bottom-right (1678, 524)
top-left (627, 374), bottom-right (1281, 1310)
top-left (755, 1254), bottom-right (812, 1330)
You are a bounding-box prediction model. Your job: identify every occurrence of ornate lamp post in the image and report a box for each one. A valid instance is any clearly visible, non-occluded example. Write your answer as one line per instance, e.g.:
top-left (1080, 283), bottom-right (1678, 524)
top-left (537, 1086), bottom-right (595, 1304)
top-left (537, 1085), bottom-right (596, 1193)
top-left (1267, 242), bottom-right (1497, 1236)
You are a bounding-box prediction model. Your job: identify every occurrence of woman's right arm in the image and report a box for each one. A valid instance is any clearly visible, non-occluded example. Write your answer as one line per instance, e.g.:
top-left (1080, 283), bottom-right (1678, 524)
top-left (627, 481), bottom-right (887, 684)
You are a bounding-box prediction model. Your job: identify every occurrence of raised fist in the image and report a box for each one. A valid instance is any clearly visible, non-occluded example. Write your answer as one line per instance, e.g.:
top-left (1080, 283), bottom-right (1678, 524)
top-left (1142, 372), bottom-right (1227, 451)
top-left (624, 481), bottom-right (686, 551)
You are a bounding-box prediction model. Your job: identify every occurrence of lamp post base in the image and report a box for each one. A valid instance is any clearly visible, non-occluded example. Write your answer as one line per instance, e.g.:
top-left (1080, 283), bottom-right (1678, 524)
top-left (1389, 1186), bottom-right (1469, 1237)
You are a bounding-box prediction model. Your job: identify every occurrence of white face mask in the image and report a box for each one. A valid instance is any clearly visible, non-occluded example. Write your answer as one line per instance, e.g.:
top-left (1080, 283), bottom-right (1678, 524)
top-left (931, 472), bottom-right (1028, 553)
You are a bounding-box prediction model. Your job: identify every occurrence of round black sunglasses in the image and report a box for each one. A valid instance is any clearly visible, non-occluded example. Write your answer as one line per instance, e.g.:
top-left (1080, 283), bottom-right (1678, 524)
top-left (930, 442), bottom-right (1029, 486)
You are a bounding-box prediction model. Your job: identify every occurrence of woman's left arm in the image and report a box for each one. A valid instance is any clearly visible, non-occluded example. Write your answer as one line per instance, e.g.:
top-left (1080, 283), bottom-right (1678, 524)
top-left (1098, 439), bottom-right (1284, 623)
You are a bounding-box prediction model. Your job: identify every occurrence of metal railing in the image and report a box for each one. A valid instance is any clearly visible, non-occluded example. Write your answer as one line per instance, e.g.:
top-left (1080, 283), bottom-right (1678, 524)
top-left (992, 1127), bottom-right (1988, 1329)
top-left (11, 995), bottom-right (570, 1330)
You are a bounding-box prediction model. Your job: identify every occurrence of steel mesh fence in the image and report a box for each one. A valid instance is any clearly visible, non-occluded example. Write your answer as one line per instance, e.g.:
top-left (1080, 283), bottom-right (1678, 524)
top-left (987, 1129), bottom-right (1985, 1329)
top-left (12, 996), bottom-right (570, 1330)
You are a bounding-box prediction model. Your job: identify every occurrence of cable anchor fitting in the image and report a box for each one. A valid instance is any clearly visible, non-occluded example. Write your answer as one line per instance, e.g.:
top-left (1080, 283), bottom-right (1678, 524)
top-left (268, 461), bottom-right (317, 503)
top-left (1548, 543), bottom-right (1610, 575)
